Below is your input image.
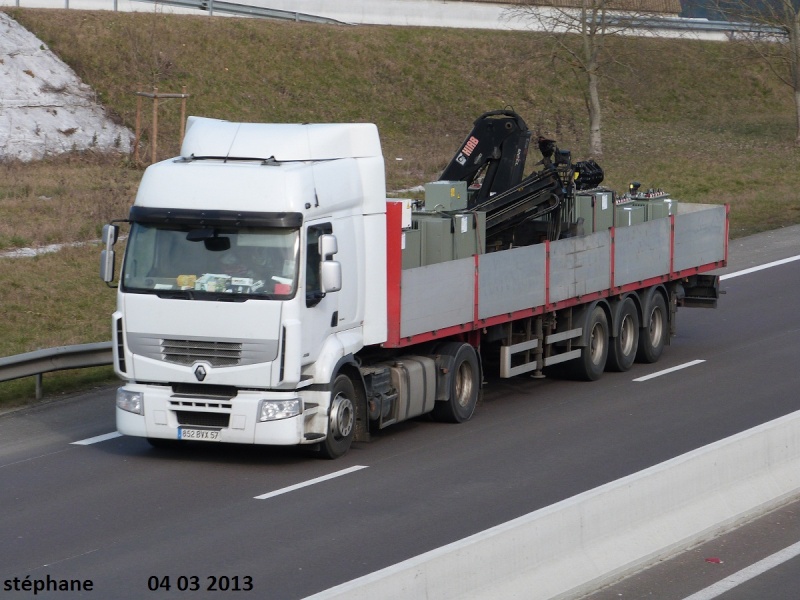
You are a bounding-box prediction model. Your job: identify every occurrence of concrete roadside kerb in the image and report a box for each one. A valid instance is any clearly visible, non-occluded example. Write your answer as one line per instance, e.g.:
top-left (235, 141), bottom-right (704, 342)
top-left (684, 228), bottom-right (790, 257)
top-left (305, 409), bottom-right (800, 600)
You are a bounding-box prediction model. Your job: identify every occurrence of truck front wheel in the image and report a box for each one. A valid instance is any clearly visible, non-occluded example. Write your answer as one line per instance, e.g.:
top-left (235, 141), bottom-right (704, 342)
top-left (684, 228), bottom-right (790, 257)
top-left (320, 374), bottom-right (356, 459)
top-left (432, 343), bottom-right (480, 423)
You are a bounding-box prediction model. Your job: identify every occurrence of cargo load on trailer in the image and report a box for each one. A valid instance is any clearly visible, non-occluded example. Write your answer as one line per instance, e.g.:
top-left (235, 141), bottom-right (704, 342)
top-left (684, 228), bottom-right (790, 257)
top-left (100, 111), bottom-right (727, 458)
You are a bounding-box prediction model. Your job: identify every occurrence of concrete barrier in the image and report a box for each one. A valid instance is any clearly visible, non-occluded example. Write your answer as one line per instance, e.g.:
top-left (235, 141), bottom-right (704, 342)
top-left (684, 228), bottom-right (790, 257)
top-left (305, 409), bottom-right (800, 600)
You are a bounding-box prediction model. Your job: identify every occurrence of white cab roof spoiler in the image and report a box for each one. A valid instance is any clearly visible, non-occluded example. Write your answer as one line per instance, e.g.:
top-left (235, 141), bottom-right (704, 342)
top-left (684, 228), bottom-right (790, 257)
top-left (180, 116), bottom-right (382, 162)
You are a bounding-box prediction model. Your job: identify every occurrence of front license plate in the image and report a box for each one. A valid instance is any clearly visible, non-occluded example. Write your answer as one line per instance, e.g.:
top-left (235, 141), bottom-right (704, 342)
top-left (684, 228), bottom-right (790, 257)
top-left (178, 428), bottom-right (221, 441)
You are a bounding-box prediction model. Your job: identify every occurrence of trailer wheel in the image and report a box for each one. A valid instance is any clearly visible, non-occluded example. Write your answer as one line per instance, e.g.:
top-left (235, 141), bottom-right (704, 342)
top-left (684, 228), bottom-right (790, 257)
top-left (319, 374), bottom-right (356, 459)
top-left (636, 292), bottom-right (667, 364)
top-left (607, 298), bottom-right (639, 372)
top-left (432, 343), bottom-right (480, 423)
top-left (571, 306), bottom-right (609, 381)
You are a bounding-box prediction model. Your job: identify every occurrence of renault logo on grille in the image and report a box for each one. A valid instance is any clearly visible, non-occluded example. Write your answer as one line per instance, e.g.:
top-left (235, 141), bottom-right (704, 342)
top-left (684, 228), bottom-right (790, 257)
top-left (194, 365), bottom-right (207, 382)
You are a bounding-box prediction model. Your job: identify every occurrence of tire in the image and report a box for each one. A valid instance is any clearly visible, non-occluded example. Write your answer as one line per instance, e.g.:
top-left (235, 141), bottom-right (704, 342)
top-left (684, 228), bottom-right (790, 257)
top-left (570, 305), bottom-right (609, 381)
top-left (636, 292), bottom-right (667, 364)
top-left (319, 374), bottom-right (357, 459)
top-left (607, 298), bottom-right (640, 372)
top-left (432, 343), bottom-right (480, 423)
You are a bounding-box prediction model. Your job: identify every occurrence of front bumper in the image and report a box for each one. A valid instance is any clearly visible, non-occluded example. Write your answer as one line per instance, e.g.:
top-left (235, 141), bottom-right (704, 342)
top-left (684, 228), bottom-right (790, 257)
top-left (116, 384), bottom-right (309, 445)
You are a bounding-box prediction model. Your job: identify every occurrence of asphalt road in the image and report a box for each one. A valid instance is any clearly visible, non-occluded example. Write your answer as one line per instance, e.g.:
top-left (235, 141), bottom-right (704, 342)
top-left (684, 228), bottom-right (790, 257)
top-left (1, 226), bottom-right (799, 599)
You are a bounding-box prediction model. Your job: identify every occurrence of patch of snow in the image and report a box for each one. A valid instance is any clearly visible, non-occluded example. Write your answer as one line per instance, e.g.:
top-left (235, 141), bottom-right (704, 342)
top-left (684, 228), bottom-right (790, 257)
top-left (0, 239), bottom-right (95, 258)
top-left (0, 12), bottom-right (134, 161)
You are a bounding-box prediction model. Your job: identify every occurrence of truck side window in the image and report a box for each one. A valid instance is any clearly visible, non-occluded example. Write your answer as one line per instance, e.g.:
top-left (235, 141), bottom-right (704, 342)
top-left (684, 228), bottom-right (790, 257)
top-left (306, 223), bottom-right (332, 307)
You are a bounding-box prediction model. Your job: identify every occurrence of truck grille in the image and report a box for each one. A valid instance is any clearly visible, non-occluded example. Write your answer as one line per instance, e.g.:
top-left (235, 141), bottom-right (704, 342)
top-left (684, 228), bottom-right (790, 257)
top-left (176, 411), bottom-right (230, 428)
top-left (126, 332), bottom-right (279, 366)
top-left (162, 339), bottom-right (241, 366)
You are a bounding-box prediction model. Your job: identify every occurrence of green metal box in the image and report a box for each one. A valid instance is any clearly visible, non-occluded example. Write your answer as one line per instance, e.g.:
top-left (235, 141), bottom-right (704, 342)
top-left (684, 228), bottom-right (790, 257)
top-left (424, 181), bottom-right (468, 212)
top-left (575, 190), bottom-right (614, 233)
top-left (419, 215), bottom-right (454, 265)
top-left (452, 212), bottom-right (487, 259)
top-left (402, 228), bottom-right (422, 269)
top-left (615, 204), bottom-right (646, 227)
top-left (633, 198), bottom-right (676, 221)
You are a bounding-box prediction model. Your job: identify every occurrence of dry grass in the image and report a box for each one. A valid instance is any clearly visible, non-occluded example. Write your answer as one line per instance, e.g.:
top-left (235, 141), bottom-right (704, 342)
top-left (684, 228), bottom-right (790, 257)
top-left (0, 153), bottom-right (138, 248)
top-left (0, 8), bottom-right (799, 404)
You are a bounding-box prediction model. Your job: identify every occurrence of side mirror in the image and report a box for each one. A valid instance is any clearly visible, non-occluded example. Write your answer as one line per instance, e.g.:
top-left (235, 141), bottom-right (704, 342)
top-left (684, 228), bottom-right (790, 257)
top-left (320, 260), bottom-right (342, 294)
top-left (319, 234), bottom-right (338, 259)
top-left (100, 224), bottom-right (119, 283)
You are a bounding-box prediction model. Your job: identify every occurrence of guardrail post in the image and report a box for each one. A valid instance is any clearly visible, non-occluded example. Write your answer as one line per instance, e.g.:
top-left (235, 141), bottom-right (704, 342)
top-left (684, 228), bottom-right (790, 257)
top-left (0, 342), bottom-right (114, 402)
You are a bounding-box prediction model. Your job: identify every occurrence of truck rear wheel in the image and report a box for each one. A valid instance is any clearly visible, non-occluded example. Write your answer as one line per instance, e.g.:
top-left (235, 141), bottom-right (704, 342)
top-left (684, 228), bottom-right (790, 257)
top-left (319, 374), bottom-right (356, 459)
top-left (570, 305), bottom-right (609, 381)
top-left (607, 298), bottom-right (639, 372)
top-left (432, 343), bottom-right (480, 423)
top-left (636, 292), bottom-right (667, 364)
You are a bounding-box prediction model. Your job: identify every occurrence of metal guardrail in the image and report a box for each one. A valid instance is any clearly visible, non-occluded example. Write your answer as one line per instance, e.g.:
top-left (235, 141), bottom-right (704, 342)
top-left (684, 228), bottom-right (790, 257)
top-left (0, 342), bottom-right (113, 400)
top-left (128, 0), bottom-right (782, 37)
top-left (132, 0), bottom-right (350, 25)
top-left (604, 14), bottom-right (784, 36)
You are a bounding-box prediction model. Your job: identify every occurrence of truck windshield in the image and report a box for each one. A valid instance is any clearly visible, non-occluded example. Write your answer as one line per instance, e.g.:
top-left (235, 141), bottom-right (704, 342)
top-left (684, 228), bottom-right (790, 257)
top-left (122, 223), bottom-right (300, 299)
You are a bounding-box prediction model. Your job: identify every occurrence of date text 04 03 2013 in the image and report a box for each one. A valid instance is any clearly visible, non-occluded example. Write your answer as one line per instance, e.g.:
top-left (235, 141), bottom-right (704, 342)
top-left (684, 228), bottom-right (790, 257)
top-left (148, 575), bottom-right (253, 592)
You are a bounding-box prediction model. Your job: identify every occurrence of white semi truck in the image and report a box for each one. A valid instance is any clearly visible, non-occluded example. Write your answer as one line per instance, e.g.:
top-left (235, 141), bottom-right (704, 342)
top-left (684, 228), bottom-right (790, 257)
top-left (100, 111), bottom-right (728, 458)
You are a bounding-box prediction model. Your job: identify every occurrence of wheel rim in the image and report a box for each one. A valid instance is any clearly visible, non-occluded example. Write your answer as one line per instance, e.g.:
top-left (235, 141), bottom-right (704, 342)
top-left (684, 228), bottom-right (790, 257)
top-left (648, 306), bottom-right (664, 347)
top-left (590, 322), bottom-right (606, 364)
top-left (454, 360), bottom-right (474, 408)
top-left (330, 393), bottom-right (354, 439)
top-left (619, 314), bottom-right (635, 356)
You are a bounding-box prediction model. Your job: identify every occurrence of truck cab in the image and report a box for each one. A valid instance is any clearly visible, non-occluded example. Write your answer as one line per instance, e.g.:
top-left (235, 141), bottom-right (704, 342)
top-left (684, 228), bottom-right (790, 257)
top-left (102, 117), bottom-right (387, 457)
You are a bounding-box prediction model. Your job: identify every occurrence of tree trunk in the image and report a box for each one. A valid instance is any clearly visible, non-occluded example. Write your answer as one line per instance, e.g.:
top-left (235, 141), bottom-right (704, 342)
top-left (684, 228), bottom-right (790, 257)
top-left (794, 16), bottom-right (800, 146)
top-left (587, 68), bottom-right (603, 160)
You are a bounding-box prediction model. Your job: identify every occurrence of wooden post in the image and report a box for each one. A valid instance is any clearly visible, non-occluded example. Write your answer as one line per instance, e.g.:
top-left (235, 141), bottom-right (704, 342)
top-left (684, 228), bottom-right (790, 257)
top-left (134, 94), bottom-right (142, 164)
top-left (152, 86), bottom-right (159, 163)
top-left (134, 88), bottom-right (190, 165)
top-left (180, 85), bottom-right (187, 144)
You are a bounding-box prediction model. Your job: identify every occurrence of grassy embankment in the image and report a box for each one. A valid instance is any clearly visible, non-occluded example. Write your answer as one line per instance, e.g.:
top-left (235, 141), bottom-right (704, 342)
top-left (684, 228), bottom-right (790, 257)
top-left (1, 8), bottom-right (798, 406)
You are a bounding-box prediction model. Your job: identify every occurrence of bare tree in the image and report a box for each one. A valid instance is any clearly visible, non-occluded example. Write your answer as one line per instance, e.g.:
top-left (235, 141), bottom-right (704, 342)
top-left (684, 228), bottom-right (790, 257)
top-left (506, 0), bottom-right (662, 160)
top-left (713, 0), bottom-right (800, 146)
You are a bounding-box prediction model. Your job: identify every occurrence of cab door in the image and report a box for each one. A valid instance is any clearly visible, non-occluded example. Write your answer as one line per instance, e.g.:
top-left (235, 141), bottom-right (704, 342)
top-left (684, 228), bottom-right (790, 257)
top-left (301, 222), bottom-right (340, 366)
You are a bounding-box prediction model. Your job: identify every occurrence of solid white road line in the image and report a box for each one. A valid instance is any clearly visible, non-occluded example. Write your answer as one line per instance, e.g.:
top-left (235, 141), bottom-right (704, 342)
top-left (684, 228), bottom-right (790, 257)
top-left (71, 431), bottom-right (122, 445)
top-left (682, 539), bottom-right (800, 600)
top-left (633, 360), bottom-right (706, 382)
top-left (254, 465), bottom-right (369, 500)
top-left (720, 255), bottom-right (800, 280)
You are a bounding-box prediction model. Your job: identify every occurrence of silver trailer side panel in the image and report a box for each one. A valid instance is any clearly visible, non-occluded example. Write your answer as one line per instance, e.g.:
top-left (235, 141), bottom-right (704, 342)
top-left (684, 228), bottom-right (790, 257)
top-left (400, 257), bottom-right (475, 338)
top-left (674, 204), bottom-right (727, 272)
top-left (549, 230), bottom-right (612, 303)
top-left (478, 245), bottom-right (547, 319)
top-left (614, 217), bottom-right (671, 287)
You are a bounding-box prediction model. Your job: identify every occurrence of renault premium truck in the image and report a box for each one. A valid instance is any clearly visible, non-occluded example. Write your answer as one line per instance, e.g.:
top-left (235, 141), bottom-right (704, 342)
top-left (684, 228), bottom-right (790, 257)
top-left (100, 111), bottom-right (727, 458)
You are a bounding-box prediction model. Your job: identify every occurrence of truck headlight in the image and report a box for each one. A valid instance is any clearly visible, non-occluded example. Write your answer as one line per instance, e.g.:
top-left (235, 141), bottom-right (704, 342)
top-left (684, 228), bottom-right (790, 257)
top-left (258, 398), bottom-right (301, 422)
top-left (116, 388), bottom-right (144, 415)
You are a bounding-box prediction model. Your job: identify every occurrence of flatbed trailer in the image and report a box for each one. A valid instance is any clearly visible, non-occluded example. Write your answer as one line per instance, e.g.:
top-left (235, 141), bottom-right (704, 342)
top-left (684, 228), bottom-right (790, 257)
top-left (385, 200), bottom-right (727, 379)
